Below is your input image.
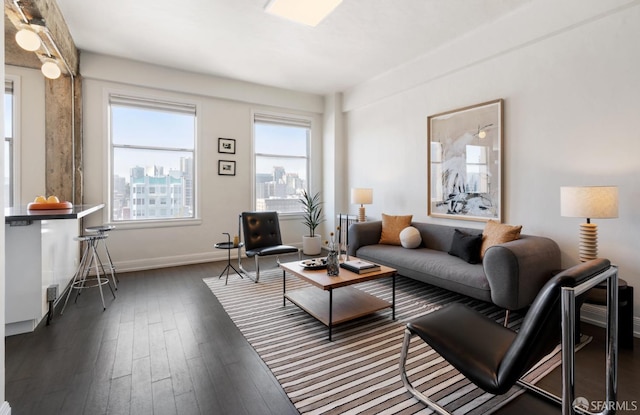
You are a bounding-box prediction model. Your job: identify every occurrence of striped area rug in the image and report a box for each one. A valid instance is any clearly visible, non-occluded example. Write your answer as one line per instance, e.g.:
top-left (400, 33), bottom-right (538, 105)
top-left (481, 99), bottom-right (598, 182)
top-left (204, 269), bottom-right (583, 414)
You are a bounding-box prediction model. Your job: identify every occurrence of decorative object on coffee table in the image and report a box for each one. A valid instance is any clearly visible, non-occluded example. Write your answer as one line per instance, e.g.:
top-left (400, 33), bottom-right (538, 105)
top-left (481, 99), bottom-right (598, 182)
top-left (428, 99), bottom-right (503, 222)
top-left (351, 188), bottom-right (373, 222)
top-left (325, 231), bottom-right (339, 276)
top-left (560, 185), bottom-right (618, 262)
top-left (326, 250), bottom-right (339, 276)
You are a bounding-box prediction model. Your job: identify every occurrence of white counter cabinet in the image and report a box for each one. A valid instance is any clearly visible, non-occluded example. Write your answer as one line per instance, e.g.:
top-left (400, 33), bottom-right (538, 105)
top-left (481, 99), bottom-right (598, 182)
top-left (4, 204), bottom-right (104, 336)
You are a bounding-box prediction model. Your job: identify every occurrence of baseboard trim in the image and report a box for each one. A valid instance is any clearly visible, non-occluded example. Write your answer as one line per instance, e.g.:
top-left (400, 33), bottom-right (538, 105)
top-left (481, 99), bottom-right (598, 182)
top-left (0, 401), bottom-right (12, 415)
top-left (112, 243), bottom-right (303, 274)
top-left (581, 303), bottom-right (640, 338)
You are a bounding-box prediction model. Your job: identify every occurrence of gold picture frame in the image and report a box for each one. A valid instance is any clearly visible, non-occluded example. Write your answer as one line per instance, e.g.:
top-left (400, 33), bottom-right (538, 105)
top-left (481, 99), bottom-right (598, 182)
top-left (427, 99), bottom-right (504, 222)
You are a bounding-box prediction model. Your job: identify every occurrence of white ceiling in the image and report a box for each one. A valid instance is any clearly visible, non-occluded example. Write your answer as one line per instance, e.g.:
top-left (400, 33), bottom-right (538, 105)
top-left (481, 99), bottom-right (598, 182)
top-left (56, 0), bottom-right (530, 95)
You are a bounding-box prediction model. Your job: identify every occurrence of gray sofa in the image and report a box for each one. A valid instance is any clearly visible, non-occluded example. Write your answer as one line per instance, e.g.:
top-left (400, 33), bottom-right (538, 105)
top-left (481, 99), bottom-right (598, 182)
top-left (347, 221), bottom-right (561, 310)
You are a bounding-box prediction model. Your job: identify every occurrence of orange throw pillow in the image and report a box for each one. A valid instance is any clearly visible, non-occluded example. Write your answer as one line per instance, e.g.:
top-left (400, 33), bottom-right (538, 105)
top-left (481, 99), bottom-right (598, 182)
top-left (379, 214), bottom-right (413, 245)
top-left (480, 220), bottom-right (522, 259)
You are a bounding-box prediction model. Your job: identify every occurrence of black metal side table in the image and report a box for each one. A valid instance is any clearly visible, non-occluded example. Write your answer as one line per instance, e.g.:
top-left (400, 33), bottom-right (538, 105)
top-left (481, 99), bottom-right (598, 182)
top-left (215, 233), bottom-right (244, 285)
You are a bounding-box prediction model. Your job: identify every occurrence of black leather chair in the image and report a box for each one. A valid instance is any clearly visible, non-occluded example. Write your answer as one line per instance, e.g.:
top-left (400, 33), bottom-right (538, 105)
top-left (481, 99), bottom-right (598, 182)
top-left (238, 211), bottom-right (300, 283)
top-left (399, 258), bottom-right (618, 415)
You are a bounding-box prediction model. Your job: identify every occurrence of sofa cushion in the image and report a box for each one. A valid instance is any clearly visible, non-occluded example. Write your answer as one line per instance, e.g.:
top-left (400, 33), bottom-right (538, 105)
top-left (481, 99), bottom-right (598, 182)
top-left (379, 214), bottom-right (413, 245)
top-left (481, 220), bottom-right (522, 259)
top-left (356, 244), bottom-right (491, 300)
top-left (448, 229), bottom-right (482, 264)
top-left (400, 226), bottom-right (422, 249)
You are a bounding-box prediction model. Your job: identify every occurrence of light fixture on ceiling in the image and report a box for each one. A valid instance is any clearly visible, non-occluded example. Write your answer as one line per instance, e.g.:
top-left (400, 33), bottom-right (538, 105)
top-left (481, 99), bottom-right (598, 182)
top-left (41, 59), bottom-right (61, 79)
top-left (15, 25), bottom-right (42, 51)
top-left (265, 0), bottom-right (343, 27)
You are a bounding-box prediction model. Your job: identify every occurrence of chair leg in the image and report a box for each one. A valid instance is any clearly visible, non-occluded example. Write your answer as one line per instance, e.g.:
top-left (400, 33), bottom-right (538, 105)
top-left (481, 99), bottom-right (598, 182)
top-left (91, 244), bottom-right (107, 311)
top-left (237, 254), bottom-right (260, 283)
top-left (254, 255), bottom-right (260, 283)
top-left (399, 328), bottom-right (452, 415)
top-left (61, 241), bottom-right (90, 315)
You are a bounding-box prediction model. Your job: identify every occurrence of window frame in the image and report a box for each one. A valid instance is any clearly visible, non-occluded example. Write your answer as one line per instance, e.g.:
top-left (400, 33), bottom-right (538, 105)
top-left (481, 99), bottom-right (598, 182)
top-left (4, 76), bottom-right (21, 208)
top-left (251, 111), bottom-right (312, 216)
top-left (106, 91), bottom-right (200, 227)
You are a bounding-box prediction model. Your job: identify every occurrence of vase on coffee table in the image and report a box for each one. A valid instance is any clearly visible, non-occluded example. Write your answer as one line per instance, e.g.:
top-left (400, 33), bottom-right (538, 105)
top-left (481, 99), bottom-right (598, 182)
top-left (326, 250), bottom-right (339, 276)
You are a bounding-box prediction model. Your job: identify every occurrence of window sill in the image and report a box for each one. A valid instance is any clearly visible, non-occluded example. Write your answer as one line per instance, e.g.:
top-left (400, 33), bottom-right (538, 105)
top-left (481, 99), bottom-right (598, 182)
top-left (108, 217), bottom-right (202, 230)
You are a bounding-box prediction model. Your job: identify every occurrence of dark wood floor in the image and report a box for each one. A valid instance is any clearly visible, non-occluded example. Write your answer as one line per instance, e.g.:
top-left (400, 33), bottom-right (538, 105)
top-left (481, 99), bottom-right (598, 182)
top-left (5, 260), bottom-right (639, 414)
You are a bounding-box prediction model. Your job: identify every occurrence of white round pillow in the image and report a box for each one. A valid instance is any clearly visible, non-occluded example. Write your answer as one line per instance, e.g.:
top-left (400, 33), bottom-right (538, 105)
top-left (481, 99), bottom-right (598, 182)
top-left (399, 226), bottom-right (421, 249)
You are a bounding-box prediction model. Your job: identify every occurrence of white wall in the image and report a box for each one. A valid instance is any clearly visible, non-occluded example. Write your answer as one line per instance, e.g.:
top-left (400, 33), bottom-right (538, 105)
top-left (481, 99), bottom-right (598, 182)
top-left (5, 66), bottom-right (46, 205)
top-left (343, 0), bottom-right (640, 322)
top-left (80, 54), bottom-right (325, 271)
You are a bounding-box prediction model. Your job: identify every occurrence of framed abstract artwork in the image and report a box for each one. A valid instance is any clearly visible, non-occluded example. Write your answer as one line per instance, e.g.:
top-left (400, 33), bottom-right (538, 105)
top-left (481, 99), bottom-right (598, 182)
top-left (218, 160), bottom-right (236, 176)
top-left (427, 99), bottom-right (503, 222)
top-left (218, 137), bottom-right (236, 154)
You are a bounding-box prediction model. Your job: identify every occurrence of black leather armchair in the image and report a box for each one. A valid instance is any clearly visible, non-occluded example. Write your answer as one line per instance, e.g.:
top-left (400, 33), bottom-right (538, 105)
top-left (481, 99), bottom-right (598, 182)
top-left (238, 211), bottom-right (300, 283)
top-left (399, 258), bottom-right (619, 415)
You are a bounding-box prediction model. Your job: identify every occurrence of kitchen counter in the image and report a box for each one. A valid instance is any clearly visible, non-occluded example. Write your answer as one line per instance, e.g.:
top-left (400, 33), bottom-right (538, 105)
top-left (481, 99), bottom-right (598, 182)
top-left (5, 204), bottom-right (105, 335)
top-left (5, 203), bottom-right (104, 222)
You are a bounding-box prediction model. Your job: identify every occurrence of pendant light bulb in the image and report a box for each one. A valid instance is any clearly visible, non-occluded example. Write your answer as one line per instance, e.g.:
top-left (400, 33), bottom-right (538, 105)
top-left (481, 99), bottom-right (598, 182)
top-left (41, 59), bottom-right (61, 79)
top-left (15, 26), bottom-right (41, 51)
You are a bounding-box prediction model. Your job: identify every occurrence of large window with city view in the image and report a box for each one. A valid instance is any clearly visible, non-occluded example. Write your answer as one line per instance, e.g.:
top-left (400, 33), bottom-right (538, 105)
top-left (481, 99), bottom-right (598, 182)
top-left (253, 113), bottom-right (310, 213)
top-left (4, 80), bottom-right (14, 208)
top-left (109, 94), bottom-right (196, 222)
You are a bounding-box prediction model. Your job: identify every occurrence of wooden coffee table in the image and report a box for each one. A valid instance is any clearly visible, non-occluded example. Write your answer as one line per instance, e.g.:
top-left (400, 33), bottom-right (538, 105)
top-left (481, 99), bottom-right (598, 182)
top-left (280, 257), bottom-right (396, 341)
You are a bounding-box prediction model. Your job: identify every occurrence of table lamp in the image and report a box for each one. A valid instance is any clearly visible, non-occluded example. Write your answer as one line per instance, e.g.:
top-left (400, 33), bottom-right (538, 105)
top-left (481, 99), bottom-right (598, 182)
top-left (351, 188), bottom-right (373, 222)
top-left (560, 186), bottom-right (618, 262)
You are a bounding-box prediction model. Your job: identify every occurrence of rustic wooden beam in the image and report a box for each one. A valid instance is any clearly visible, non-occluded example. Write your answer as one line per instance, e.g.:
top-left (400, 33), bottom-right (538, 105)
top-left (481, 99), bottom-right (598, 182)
top-left (4, 0), bottom-right (83, 204)
top-left (31, 0), bottom-right (78, 74)
top-left (4, 0), bottom-right (78, 74)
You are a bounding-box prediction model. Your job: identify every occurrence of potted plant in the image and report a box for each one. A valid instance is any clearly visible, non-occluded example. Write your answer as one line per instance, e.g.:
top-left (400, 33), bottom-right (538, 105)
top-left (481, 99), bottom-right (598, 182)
top-left (300, 190), bottom-right (325, 255)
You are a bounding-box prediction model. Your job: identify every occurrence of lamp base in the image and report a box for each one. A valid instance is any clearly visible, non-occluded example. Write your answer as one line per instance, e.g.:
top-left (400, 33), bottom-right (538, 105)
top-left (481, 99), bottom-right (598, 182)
top-left (358, 206), bottom-right (366, 222)
top-left (578, 222), bottom-right (598, 262)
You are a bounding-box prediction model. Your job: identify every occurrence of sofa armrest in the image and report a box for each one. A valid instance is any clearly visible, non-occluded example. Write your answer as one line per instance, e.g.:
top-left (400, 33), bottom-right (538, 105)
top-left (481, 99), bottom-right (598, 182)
top-left (347, 221), bottom-right (382, 256)
top-left (483, 235), bottom-right (561, 310)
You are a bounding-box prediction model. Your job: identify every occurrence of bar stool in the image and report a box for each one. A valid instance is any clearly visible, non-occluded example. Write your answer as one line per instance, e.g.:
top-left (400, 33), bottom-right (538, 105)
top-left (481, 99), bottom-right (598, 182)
top-left (85, 224), bottom-right (118, 290)
top-left (60, 234), bottom-right (116, 314)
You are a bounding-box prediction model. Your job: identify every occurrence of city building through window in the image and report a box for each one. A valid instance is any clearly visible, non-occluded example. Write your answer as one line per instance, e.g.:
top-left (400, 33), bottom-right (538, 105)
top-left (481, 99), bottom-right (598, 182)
top-left (109, 94), bottom-right (196, 222)
top-left (253, 113), bottom-right (310, 214)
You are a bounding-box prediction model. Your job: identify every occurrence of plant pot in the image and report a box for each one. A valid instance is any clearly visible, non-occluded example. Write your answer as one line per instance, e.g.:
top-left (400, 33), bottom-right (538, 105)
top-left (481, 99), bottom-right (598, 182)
top-left (302, 235), bottom-right (322, 256)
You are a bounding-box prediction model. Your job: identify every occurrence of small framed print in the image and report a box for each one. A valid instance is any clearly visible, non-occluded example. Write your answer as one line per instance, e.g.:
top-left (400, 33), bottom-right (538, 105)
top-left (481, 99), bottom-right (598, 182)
top-left (218, 137), bottom-right (236, 154)
top-left (218, 160), bottom-right (236, 176)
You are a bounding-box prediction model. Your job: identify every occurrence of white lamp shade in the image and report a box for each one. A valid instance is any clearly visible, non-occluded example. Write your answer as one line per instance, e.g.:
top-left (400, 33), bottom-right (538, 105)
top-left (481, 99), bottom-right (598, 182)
top-left (560, 186), bottom-right (618, 219)
top-left (351, 188), bottom-right (373, 205)
top-left (41, 60), bottom-right (61, 79)
top-left (15, 27), bottom-right (41, 51)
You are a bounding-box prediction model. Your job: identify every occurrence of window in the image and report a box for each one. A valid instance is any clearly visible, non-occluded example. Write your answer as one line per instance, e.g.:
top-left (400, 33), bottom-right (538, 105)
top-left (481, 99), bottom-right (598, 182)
top-left (465, 145), bottom-right (489, 193)
top-left (4, 80), bottom-right (14, 208)
top-left (253, 113), bottom-right (310, 213)
top-left (109, 94), bottom-right (196, 222)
